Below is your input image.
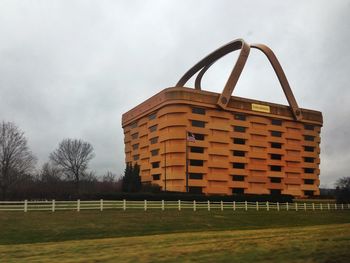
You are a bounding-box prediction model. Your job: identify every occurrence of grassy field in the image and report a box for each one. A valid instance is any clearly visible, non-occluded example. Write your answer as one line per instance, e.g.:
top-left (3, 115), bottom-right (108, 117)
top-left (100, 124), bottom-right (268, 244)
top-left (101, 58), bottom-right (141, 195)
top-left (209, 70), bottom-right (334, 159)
top-left (1, 210), bottom-right (350, 262)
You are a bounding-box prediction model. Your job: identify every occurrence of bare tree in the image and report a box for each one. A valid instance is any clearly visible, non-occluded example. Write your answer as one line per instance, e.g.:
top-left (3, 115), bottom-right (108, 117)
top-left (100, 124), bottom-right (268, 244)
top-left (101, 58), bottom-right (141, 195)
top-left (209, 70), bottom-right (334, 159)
top-left (0, 121), bottom-right (37, 199)
top-left (40, 162), bottom-right (63, 183)
top-left (49, 138), bottom-right (94, 194)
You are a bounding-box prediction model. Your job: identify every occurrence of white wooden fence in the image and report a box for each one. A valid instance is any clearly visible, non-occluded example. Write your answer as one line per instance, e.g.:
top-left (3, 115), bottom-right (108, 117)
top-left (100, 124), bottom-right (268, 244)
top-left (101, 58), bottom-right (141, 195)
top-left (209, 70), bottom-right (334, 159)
top-left (0, 200), bottom-right (349, 212)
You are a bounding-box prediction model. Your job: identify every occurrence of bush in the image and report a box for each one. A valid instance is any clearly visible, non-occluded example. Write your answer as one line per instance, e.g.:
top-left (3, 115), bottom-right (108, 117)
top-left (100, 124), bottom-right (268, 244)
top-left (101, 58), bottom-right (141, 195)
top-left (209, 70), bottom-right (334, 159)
top-left (72, 192), bottom-right (294, 203)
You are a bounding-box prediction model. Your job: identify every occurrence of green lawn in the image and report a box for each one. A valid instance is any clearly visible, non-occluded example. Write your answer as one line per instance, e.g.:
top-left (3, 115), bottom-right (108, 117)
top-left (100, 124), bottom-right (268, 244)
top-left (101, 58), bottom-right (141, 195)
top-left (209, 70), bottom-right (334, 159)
top-left (0, 210), bottom-right (349, 262)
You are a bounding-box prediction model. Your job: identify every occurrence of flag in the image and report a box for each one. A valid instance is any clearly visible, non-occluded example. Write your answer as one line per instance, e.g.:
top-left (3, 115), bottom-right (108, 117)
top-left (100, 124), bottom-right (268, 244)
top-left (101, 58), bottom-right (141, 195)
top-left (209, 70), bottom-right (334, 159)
top-left (187, 132), bottom-right (196, 142)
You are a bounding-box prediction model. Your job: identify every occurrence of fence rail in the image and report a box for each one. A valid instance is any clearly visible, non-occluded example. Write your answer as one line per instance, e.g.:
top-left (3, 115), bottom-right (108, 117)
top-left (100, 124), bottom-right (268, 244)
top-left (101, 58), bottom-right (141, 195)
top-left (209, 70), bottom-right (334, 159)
top-left (0, 200), bottom-right (349, 212)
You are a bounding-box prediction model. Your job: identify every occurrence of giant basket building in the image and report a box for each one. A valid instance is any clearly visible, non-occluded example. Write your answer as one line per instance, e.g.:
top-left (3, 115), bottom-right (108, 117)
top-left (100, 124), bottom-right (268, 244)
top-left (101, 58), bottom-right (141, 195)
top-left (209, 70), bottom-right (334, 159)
top-left (122, 39), bottom-right (323, 197)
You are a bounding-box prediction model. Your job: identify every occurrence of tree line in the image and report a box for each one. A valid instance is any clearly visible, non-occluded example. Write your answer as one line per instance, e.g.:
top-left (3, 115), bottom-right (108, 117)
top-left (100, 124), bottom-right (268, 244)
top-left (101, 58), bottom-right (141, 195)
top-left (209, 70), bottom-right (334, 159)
top-left (1, 121), bottom-right (350, 202)
top-left (0, 121), bottom-right (131, 200)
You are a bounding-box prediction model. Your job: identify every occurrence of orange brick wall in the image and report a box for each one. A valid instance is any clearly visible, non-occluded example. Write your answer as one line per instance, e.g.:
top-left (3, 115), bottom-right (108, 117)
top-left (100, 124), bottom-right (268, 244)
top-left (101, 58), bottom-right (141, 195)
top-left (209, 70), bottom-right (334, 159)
top-left (122, 87), bottom-right (322, 197)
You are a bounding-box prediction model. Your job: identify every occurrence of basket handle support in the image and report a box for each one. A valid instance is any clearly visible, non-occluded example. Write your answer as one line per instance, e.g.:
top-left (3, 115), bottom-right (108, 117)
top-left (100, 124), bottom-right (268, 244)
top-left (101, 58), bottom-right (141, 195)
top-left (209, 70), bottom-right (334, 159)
top-left (175, 39), bottom-right (302, 121)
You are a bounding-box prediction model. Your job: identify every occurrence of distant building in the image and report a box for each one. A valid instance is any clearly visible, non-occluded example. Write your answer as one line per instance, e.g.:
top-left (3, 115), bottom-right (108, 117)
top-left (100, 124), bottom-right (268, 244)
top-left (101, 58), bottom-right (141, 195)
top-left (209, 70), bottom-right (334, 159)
top-left (122, 87), bottom-right (322, 197)
top-left (122, 39), bottom-right (323, 197)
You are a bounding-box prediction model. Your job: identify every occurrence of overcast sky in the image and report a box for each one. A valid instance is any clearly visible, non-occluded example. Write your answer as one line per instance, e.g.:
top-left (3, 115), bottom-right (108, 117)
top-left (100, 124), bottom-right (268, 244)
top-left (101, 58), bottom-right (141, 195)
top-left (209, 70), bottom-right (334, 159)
top-left (0, 0), bottom-right (349, 187)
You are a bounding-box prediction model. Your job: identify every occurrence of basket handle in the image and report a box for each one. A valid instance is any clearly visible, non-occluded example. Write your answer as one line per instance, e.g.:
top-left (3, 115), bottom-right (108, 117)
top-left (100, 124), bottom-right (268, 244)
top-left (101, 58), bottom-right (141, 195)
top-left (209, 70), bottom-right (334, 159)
top-left (176, 39), bottom-right (250, 104)
top-left (175, 39), bottom-right (302, 121)
top-left (250, 44), bottom-right (302, 120)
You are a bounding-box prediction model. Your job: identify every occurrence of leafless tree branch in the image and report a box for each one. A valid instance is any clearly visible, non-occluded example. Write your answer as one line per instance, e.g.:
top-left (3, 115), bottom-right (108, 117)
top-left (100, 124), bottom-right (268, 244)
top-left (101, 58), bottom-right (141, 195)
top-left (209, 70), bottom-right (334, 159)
top-left (0, 121), bottom-right (37, 198)
top-left (49, 138), bottom-right (94, 194)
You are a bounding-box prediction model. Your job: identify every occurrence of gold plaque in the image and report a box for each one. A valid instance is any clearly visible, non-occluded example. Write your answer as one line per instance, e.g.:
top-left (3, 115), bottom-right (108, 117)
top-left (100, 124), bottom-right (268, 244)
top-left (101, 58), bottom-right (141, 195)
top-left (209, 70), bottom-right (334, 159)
top-left (252, 103), bottom-right (270, 113)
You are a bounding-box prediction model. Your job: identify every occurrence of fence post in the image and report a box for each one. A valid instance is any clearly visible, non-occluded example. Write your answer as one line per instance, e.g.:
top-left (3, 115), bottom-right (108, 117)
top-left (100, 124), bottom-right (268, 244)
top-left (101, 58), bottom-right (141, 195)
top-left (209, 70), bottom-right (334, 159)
top-left (178, 200), bottom-right (181, 211)
top-left (100, 199), bottom-right (103, 212)
top-left (286, 202), bottom-right (289, 211)
top-left (207, 200), bottom-right (210, 211)
top-left (77, 199), bottom-right (80, 212)
top-left (304, 203), bottom-right (306, 211)
top-left (162, 200), bottom-right (165, 211)
top-left (277, 202), bottom-right (280, 211)
top-left (256, 201), bottom-right (259, 211)
top-left (266, 201), bottom-right (269, 211)
top-left (193, 200), bottom-right (196, 211)
top-left (295, 202), bottom-right (298, 211)
top-left (24, 200), bottom-right (28, 212)
top-left (123, 199), bottom-right (126, 211)
top-left (348, 204), bottom-right (350, 209)
top-left (320, 203), bottom-right (323, 210)
top-left (312, 203), bottom-right (315, 211)
top-left (52, 199), bottom-right (55, 212)
top-left (335, 203), bottom-right (337, 210)
top-left (245, 201), bottom-right (248, 211)
top-left (328, 203), bottom-right (330, 210)
top-left (233, 201), bottom-right (236, 211)
top-left (220, 201), bottom-right (223, 211)
top-left (144, 200), bottom-right (147, 211)
top-left (341, 204), bottom-right (344, 210)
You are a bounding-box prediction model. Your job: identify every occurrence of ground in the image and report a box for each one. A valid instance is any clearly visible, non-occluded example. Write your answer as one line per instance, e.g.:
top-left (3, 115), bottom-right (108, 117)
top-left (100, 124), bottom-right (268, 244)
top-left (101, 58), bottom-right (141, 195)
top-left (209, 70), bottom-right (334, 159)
top-left (0, 210), bottom-right (349, 262)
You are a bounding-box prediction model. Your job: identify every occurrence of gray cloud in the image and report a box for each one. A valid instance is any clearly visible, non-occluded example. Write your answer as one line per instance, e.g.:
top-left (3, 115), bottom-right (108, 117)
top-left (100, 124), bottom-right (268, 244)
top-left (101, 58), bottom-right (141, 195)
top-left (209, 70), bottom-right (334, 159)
top-left (0, 0), bottom-right (349, 186)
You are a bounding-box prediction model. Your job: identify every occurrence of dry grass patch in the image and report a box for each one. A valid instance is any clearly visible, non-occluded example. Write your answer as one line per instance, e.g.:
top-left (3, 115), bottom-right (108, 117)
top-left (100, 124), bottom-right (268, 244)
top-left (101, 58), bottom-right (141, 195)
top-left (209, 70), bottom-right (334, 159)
top-left (1, 223), bottom-right (349, 263)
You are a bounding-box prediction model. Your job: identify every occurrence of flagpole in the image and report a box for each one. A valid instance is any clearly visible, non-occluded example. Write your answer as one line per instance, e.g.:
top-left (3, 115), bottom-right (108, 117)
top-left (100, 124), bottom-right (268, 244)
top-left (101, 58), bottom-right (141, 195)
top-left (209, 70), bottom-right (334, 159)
top-left (164, 140), bottom-right (167, 192)
top-left (185, 130), bottom-right (189, 193)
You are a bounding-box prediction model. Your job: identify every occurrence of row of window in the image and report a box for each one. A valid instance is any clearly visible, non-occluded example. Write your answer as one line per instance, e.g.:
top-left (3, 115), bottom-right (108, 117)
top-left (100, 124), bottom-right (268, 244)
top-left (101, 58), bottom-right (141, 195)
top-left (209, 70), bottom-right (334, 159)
top-left (233, 126), bottom-right (316, 141)
top-left (151, 172), bottom-right (315, 186)
top-left (233, 138), bottom-right (316, 152)
top-left (129, 107), bottom-right (316, 132)
top-left (134, 151), bottom-right (315, 163)
top-left (131, 133), bottom-right (316, 148)
top-left (231, 162), bottom-right (315, 173)
top-left (197, 187), bottom-right (313, 196)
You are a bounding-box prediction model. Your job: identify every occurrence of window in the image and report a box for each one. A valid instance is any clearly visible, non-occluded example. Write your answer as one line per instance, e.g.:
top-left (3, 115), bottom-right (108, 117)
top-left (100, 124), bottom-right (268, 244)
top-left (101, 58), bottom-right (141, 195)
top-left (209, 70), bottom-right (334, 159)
top-left (149, 125), bottom-right (157, 132)
top-left (270, 189), bottom-right (282, 195)
top-left (189, 186), bottom-right (203, 194)
top-left (234, 126), bottom-right (246, 132)
top-left (191, 120), bottom-right (205, 128)
top-left (190, 146), bottom-right (204, 153)
top-left (234, 114), bottom-right (246, 121)
top-left (304, 124), bottom-right (314, 131)
top-left (304, 135), bottom-right (315, 141)
top-left (304, 190), bottom-right (314, 196)
top-left (151, 149), bottom-right (159, 156)
top-left (193, 133), bottom-right (205, 141)
top-left (304, 168), bottom-right (314, 174)
top-left (130, 122), bottom-right (138, 128)
top-left (270, 177), bottom-right (281, 183)
top-left (271, 119), bottom-right (282, 126)
top-left (270, 165), bottom-right (282, 171)
top-left (233, 151), bottom-right (245, 157)
top-left (304, 179), bottom-right (314, 185)
top-left (131, 133), bottom-right (139, 140)
top-left (271, 131), bottom-right (282, 137)
top-left (133, 155), bottom-right (139, 161)
top-left (150, 137), bottom-right (158, 144)
top-left (189, 173), bottom-right (203, 180)
top-left (148, 112), bottom-right (157, 120)
top-left (190, 159), bottom-right (204, 166)
top-left (233, 163), bottom-right (245, 169)
top-left (152, 174), bottom-right (160, 180)
top-left (271, 142), bottom-right (282, 149)
top-left (270, 154), bottom-right (282, 160)
top-left (232, 188), bottom-right (244, 194)
top-left (304, 157), bottom-right (314, 163)
top-left (304, 146), bottom-right (314, 152)
top-left (192, 107), bottom-right (206, 115)
top-left (132, 144), bottom-right (139, 150)
top-left (232, 175), bottom-right (245, 181)
top-left (151, 162), bottom-right (160, 168)
top-left (233, 138), bottom-right (246, 145)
